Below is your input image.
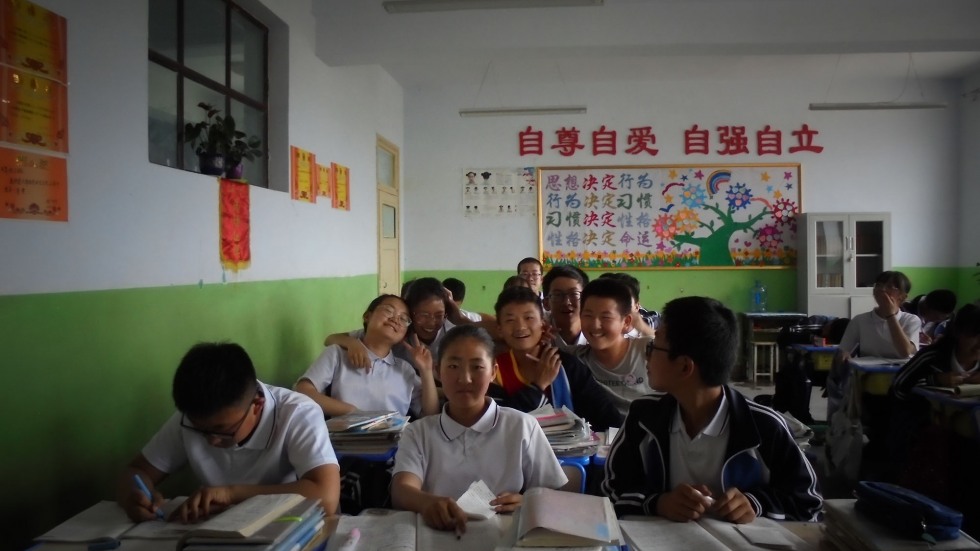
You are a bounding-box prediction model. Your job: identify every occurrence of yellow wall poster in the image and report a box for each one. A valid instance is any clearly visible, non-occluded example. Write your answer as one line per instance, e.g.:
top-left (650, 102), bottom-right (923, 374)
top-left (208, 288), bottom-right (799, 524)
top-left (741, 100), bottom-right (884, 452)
top-left (316, 163), bottom-right (332, 198)
top-left (0, 146), bottom-right (68, 221)
top-left (0, 66), bottom-right (68, 153)
top-left (289, 145), bottom-right (316, 203)
top-left (331, 162), bottom-right (350, 211)
top-left (0, 0), bottom-right (68, 84)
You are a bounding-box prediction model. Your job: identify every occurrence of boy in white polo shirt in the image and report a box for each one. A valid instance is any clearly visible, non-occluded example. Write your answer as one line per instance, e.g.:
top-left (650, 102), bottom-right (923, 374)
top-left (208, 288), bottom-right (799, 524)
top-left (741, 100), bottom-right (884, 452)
top-left (392, 325), bottom-right (566, 534)
top-left (117, 342), bottom-right (340, 523)
top-left (603, 297), bottom-right (822, 523)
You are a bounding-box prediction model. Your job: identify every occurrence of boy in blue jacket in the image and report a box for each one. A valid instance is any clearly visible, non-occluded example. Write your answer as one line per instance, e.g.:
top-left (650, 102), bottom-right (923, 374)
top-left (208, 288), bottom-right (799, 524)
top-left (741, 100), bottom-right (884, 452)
top-left (602, 296), bottom-right (822, 523)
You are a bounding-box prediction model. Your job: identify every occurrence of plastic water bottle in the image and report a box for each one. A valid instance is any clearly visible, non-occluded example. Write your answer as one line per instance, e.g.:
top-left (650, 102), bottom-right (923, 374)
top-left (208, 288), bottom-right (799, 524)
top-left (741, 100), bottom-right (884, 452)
top-left (751, 280), bottom-right (768, 312)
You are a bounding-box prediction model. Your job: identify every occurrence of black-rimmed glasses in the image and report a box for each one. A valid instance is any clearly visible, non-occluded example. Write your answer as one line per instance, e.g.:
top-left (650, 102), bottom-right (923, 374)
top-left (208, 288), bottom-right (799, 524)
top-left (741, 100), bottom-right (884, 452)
top-left (646, 340), bottom-right (671, 357)
top-left (180, 391), bottom-right (257, 445)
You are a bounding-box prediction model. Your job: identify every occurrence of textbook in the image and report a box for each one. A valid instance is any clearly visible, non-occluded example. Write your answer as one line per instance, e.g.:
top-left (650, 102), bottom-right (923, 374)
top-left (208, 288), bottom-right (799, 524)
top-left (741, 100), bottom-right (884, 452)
top-left (325, 509), bottom-right (505, 551)
top-left (326, 410), bottom-right (399, 432)
top-left (619, 515), bottom-right (807, 551)
top-left (35, 498), bottom-right (189, 543)
top-left (511, 488), bottom-right (622, 548)
top-left (177, 496), bottom-right (323, 549)
top-left (173, 493), bottom-right (308, 545)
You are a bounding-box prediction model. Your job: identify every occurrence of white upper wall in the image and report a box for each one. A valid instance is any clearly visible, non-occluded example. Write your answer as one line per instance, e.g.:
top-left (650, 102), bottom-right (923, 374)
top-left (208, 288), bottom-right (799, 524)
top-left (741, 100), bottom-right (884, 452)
top-left (960, 71), bottom-right (980, 267)
top-left (0, 0), bottom-right (403, 296)
top-left (402, 62), bottom-right (962, 270)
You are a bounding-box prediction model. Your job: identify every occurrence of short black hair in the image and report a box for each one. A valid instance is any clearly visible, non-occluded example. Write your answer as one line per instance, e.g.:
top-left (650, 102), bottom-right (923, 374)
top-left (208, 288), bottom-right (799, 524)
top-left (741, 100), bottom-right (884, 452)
top-left (542, 264), bottom-right (590, 295)
top-left (494, 286), bottom-right (543, 317)
top-left (517, 257), bottom-right (543, 273)
top-left (924, 289), bottom-right (957, 315)
top-left (580, 278), bottom-right (633, 317)
top-left (661, 296), bottom-right (738, 387)
top-left (875, 271), bottom-right (912, 295)
top-left (598, 272), bottom-right (641, 302)
top-left (173, 342), bottom-right (257, 419)
top-left (437, 324), bottom-right (495, 366)
top-left (442, 277), bottom-right (466, 302)
top-left (363, 294), bottom-right (406, 330)
top-left (503, 275), bottom-right (531, 291)
top-left (403, 277), bottom-right (447, 313)
top-left (952, 303), bottom-right (980, 338)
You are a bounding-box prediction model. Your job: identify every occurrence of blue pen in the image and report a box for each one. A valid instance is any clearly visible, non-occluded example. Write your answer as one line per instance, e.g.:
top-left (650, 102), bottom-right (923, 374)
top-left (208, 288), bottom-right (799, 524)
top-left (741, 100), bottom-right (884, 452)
top-left (133, 474), bottom-right (165, 520)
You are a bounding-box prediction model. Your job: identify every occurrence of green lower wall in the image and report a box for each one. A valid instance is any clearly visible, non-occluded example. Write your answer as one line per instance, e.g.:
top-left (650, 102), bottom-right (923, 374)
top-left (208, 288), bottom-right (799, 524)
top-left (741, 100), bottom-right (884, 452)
top-left (3, 265), bottom-right (975, 549)
top-left (0, 275), bottom-right (376, 550)
top-left (411, 266), bottom-right (972, 316)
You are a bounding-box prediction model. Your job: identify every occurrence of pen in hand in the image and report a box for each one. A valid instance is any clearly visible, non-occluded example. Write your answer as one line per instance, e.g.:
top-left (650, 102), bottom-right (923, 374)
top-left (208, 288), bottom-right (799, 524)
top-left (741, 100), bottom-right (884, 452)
top-left (133, 474), bottom-right (165, 521)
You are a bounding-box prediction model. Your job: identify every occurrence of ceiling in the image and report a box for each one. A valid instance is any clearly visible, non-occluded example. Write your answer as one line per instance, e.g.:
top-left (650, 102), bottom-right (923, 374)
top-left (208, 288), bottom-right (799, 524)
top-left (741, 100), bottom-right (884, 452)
top-left (313, 0), bottom-right (980, 90)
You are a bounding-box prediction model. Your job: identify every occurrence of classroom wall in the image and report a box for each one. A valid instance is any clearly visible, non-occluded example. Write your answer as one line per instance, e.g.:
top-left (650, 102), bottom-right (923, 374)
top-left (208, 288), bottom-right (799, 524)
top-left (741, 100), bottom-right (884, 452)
top-left (958, 70), bottom-right (980, 304)
top-left (401, 60), bottom-right (967, 306)
top-left (0, 1), bottom-right (402, 547)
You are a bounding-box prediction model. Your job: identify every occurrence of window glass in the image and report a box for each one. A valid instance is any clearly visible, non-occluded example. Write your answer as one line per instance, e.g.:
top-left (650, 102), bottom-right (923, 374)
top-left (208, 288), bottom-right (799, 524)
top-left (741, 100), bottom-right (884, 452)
top-left (148, 0), bottom-right (177, 60)
top-left (184, 0), bottom-right (226, 84)
top-left (148, 63), bottom-right (178, 167)
top-left (230, 8), bottom-right (264, 100)
top-left (182, 80), bottom-right (224, 171)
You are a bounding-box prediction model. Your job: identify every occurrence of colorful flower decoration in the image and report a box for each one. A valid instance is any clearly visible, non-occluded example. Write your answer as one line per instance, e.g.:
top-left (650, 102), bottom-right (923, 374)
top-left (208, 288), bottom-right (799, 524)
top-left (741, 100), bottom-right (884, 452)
top-left (771, 198), bottom-right (798, 227)
top-left (725, 182), bottom-right (753, 211)
top-left (755, 223), bottom-right (783, 253)
top-left (679, 183), bottom-right (707, 209)
top-left (653, 213), bottom-right (679, 240)
top-left (674, 207), bottom-right (700, 233)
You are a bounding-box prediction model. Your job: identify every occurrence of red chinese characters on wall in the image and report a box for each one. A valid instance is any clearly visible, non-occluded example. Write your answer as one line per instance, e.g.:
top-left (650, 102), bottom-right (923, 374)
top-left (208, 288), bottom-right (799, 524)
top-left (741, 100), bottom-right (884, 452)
top-left (519, 123), bottom-right (824, 157)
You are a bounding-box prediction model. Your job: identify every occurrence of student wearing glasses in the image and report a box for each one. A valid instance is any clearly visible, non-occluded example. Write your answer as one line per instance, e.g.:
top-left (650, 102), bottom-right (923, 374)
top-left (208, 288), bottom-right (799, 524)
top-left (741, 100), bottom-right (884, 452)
top-left (517, 257), bottom-right (545, 299)
top-left (296, 294), bottom-right (439, 418)
top-left (117, 342), bottom-right (341, 523)
top-left (603, 297), bottom-right (822, 523)
top-left (542, 265), bottom-right (590, 351)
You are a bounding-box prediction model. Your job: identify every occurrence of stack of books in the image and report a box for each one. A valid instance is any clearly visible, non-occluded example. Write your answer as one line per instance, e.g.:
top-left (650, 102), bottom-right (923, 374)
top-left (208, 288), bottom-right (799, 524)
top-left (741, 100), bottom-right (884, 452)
top-left (326, 410), bottom-right (408, 455)
top-left (530, 406), bottom-right (599, 458)
top-left (35, 493), bottom-right (327, 551)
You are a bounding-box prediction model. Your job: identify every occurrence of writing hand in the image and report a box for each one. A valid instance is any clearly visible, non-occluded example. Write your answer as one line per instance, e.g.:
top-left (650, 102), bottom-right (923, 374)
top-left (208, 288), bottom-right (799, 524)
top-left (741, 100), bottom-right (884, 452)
top-left (122, 485), bottom-right (165, 523)
top-left (656, 484), bottom-right (712, 522)
top-left (421, 497), bottom-right (468, 534)
top-left (711, 488), bottom-right (756, 524)
top-left (490, 492), bottom-right (522, 513)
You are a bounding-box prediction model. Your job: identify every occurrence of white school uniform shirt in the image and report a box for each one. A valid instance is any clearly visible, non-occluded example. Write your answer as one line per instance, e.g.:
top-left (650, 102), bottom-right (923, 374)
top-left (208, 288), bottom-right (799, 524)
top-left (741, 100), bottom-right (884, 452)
top-left (299, 343), bottom-right (422, 416)
top-left (669, 390), bottom-right (732, 499)
top-left (349, 319), bottom-right (455, 367)
top-left (573, 337), bottom-right (655, 417)
top-left (142, 382), bottom-right (338, 486)
top-left (393, 399), bottom-right (567, 499)
top-left (839, 310), bottom-right (921, 358)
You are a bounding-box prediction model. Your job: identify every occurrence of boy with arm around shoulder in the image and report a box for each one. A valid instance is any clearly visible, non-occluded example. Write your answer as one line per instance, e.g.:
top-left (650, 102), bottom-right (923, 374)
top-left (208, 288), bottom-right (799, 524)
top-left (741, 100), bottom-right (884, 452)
top-left (602, 296), bottom-right (822, 523)
top-left (117, 342), bottom-right (340, 523)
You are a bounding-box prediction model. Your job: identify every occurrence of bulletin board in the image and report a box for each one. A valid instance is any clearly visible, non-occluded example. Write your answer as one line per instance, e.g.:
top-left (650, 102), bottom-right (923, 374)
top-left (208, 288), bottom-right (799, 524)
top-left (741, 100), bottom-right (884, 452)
top-left (538, 164), bottom-right (801, 269)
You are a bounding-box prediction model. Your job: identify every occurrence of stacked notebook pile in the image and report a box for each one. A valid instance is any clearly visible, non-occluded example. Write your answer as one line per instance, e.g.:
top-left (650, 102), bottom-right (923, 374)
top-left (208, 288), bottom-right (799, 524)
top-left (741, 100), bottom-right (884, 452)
top-left (326, 410), bottom-right (408, 455)
top-left (530, 405), bottom-right (599, 458)
top-left (35, 493), bottom-right (327, 551)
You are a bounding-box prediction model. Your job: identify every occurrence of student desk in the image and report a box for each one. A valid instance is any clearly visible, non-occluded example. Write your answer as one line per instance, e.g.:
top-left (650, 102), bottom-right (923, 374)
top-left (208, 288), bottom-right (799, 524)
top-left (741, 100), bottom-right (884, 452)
top-left (912, 386), bottom-right (980, 441)
top-left (848, 357), bottom-right (904, 396)
top-left (788, 344), bottom-right (838, 385)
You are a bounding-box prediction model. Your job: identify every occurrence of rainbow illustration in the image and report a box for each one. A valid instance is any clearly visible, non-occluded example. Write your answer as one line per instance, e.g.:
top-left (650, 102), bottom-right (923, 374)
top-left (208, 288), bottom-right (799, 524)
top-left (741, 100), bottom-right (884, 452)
top-left (706, 170), bottom-right (731, 196)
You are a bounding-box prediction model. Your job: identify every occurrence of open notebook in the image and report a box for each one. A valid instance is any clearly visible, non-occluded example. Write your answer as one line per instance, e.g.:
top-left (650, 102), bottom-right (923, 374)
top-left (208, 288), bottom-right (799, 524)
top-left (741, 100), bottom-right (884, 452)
top-left (619, 515), bottom-right (812, 551)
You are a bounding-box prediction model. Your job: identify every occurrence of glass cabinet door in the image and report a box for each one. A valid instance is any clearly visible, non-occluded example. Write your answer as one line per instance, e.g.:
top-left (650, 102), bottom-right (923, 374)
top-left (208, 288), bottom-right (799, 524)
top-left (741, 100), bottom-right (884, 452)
top-left (815, 219), bottom-right (845, 289)
top-left (853, 220), bottom-right (884, 288)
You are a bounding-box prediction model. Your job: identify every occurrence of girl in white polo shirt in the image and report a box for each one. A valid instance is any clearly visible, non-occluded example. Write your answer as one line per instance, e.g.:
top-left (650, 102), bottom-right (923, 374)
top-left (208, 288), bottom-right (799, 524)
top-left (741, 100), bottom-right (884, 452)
top-left (391, 325), bottom-right (567, 534)
top-left (295, 294), bottom-right (439, 418)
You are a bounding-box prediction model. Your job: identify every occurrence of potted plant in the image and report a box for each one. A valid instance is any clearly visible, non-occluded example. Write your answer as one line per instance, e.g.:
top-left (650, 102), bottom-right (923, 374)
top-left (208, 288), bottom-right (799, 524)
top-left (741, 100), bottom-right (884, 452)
top-left (183, 102), bottom-right (262, 179)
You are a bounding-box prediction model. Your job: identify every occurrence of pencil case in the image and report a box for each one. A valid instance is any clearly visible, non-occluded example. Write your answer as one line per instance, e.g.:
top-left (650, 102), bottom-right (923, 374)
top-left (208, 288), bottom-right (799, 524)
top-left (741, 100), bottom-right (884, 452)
top-left (854, 481), bottom-right (962, 542)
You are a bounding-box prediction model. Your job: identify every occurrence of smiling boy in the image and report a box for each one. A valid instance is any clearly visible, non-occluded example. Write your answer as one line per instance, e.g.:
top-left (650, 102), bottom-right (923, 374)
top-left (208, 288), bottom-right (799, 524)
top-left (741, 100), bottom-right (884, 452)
top-left (602, 297), bottom-right (822, 523)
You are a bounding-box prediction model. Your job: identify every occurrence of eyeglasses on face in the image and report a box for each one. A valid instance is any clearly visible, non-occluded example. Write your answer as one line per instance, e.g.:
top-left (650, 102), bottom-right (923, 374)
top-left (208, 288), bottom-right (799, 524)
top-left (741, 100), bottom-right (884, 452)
top-left (414, 311), bottom-right (445, 323)
top-left (646, 340), bottom-right (671, 357)
top-left (548, 291), bottom-right (582, 303)
top-left (180, 392), bottom-right (256, 444)
top-left (873, 282), bottom-right (902, 293)
top-left (376, 304), bottom-right (412, 327)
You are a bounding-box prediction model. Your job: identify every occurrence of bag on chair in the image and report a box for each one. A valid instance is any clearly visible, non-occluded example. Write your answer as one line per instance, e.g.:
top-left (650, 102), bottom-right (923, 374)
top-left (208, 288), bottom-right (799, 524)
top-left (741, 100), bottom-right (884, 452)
top-left (855, 481), bottom-right (962, 542)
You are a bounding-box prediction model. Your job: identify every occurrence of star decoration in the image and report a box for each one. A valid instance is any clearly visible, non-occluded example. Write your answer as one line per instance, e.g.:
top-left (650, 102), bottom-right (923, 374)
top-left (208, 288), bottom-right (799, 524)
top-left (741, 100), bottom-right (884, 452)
top-left (664, 194), bottom-right (673, 203)
top-left (656, 241), bottom-right (666, 251)
top-left (766, 185), bottom-right (774, 193)
top-left (669, 170), bottom-right (677, 179)
top-left (694, 170), bottom-right (704, 179)
top-left (785, 182), bottom-right (793, 190)
top-left (761, 172), bottom-right (770, 182)
top-left (681, 174), bottom-right (688, 181)
top-left (774, 190), bottom-right (783, 199)
top-left (784, 171), bottom-right (793, 180)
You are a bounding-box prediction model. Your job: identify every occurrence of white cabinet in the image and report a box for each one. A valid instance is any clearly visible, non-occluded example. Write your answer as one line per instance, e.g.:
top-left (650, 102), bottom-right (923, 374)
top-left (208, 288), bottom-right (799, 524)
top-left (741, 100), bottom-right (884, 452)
top-left (797, 213), bottom-right (891, 318)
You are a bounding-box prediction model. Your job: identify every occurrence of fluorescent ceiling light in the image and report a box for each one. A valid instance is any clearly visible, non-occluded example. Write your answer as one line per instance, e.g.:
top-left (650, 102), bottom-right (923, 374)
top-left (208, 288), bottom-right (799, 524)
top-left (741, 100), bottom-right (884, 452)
top-left (384, 0), bottom-right (603, 14)
top-left (459, 106), bottom-right (587, 117)
top-left (809, 102), bottom-right (947, 111)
